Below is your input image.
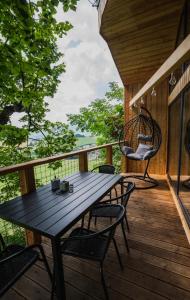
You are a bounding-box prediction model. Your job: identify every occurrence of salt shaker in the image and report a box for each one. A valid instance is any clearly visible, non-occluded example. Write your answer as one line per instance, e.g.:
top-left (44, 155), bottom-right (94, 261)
top-left (69, 184), bottom-right (74, 193)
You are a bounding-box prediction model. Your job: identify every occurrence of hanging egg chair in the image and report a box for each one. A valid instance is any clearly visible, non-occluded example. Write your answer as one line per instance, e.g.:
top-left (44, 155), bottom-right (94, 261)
top-left (183, 119), bottom-right (190, 189)
top-left (119, 106), bottom-right (162, 189)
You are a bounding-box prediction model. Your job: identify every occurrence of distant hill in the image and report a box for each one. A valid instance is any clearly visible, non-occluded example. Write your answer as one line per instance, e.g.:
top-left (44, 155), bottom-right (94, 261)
top-left (29, 132), bottom-right (97, 150)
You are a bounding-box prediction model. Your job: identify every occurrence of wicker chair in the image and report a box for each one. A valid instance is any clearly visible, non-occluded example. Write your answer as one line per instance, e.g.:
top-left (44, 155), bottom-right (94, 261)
top-left (88, 181), bottom-right (135, 250)
top-left (119, 106), bottom-right (162, 189)
top-left (0, 234), bottom-right (52, 297)
top-left (59, 204), bottom-right (125, 300)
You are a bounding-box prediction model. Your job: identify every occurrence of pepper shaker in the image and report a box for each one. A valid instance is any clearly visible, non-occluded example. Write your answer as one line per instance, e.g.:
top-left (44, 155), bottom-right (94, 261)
top-left (51, 176), bottom-right (60, 191)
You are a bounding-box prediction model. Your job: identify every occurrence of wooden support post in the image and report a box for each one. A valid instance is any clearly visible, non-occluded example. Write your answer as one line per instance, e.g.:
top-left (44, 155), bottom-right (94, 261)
top-left (121, 155), bottom-right (127, 173)
top-left (79, 152), bottom-right (88, 172)
top-left (19, 167), bottom-right (41, 245)
top-left (106, 146), bottom-right (113, 165)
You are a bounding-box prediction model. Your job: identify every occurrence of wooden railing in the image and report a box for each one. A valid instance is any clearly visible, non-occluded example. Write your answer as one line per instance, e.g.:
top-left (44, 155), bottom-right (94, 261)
top-left (0, 142), bottom-right (120, 244)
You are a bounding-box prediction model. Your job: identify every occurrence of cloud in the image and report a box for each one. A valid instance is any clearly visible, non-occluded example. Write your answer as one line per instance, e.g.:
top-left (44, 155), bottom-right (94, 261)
top-left (46, 0), bottom-right (122, 123)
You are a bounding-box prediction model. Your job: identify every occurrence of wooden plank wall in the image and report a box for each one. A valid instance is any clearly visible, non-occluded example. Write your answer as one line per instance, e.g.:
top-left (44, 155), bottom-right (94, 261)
top-left (124, 80), bottom-right (169, 175)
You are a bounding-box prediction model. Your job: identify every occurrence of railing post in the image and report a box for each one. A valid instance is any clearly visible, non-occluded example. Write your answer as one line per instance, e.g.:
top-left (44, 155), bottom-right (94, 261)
top-left (106, 145), bottom-right (113, 165)
top-left (19, 167), bottom-right (41, 245)
top-left (79, 152), bottom-right (88, 172)
top-left (121, 155), bottom-right (127, 173)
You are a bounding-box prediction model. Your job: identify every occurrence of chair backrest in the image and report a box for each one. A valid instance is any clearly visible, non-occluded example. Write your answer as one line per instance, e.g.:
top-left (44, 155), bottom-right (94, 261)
top-left (92, 164), bottom-right (115, 174)
top-left (121, 181), bottom-right (135, 208)
top-left (66, 205), bottom-right (125, 254)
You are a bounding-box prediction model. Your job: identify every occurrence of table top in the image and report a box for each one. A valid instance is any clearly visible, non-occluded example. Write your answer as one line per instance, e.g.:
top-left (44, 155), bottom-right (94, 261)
top-left (0, 172), bottom-right (122, 239)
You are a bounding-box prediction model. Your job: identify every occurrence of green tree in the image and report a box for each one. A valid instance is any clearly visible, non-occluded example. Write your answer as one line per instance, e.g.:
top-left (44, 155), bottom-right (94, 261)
top-left (67, 82), bottom-right (124, 144)
top-left (67, 82), bottom-right (124, 170)
top-left (0, 0), bottom-right (78, 126)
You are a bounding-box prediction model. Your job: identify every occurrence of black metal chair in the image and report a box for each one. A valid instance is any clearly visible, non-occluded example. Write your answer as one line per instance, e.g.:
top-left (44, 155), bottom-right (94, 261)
top-left (88, 181), bottom-right (135, 251)
top-left (0, 234), bottom-right (52, 298)
top-left (91, 164), bottom-right (118, 197)
top-left (59, 204), bottom-right (125, 300)
top-left (91, 164), bottom-right (115, 174)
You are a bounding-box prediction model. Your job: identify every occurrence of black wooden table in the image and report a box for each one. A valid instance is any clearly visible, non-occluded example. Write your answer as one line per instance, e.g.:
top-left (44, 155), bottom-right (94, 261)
top-left (0, 171), bottom-right (122, 300)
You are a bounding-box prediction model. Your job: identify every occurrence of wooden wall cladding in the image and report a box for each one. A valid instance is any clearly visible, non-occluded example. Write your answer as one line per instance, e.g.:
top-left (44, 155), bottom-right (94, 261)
top-left (124, 80), bottom-right (168, 175)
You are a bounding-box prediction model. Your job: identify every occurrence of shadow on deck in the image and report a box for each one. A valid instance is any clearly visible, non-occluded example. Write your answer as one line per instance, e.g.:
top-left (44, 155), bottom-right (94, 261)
top-left (2, 177), bottom-right (190, 300)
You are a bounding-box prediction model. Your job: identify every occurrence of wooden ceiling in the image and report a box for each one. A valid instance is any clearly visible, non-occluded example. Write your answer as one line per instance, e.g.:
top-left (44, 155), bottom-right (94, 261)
top-left (99, 0), bottom-right (185, 85)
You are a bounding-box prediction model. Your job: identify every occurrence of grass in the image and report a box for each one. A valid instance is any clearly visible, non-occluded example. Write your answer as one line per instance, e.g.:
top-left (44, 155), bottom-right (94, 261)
top-left (76, 136), bottom-right (97, 147)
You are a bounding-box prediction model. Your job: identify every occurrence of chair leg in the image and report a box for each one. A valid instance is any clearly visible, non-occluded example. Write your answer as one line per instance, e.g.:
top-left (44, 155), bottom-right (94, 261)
top-left (114, 187), bottom-right (118, 200)
top-left (94, 216), bottom-right (97, 226)
top-left (81, 216), bottom-right (84, 228)
top-left (51, 269), bottom-right (55, 300)
top-left (112, 237), bottom-right (123, 270)
top-left (88, 212), bottom-right (92, 229)
top-left (121, 221), bottom-right (130, 253)
top-left (100, 262), bottom-right (109, 300)
top-left (125, 214), bottom-right (130, 232)
top-left (38, 245), bottom-right (52, 281)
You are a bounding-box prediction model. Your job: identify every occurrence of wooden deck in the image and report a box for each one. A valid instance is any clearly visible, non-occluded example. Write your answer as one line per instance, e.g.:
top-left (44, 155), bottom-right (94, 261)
top-left (2, 177), bottom-right (190, 300)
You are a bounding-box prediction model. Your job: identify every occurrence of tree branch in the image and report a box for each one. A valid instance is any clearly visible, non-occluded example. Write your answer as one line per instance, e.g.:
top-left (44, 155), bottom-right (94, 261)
top-left (0, 103), bottom-right (24, 125)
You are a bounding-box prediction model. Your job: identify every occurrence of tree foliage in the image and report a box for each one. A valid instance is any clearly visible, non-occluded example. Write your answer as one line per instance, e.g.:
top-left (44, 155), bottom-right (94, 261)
top-left (0, 0), bottom-right (78, 125)
top-left (68, 82), bottom-right (124, 144)
top-left (0, 0), bottom-right (79, 166)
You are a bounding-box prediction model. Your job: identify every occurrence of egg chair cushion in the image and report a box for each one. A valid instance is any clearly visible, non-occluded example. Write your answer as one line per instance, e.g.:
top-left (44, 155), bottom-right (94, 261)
top-left (127, 143), bottom-right (153, 160)
top-left (143, 149), bottom-right (157, 160)
top-left (122, 146), bottom-right (134, 156)
top-left (138, 134), bottom-right (152, 142)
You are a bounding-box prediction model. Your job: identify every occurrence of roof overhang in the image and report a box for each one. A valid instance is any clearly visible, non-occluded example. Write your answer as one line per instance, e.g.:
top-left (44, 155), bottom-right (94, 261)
top-left (99, 0), bottom-right (185, 85)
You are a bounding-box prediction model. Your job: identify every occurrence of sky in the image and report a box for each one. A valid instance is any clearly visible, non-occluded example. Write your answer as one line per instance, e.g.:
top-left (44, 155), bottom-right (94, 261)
top-left (46, 0), bottom-right (122, 123)
top-left (12, 0), bottom-right (122, 127)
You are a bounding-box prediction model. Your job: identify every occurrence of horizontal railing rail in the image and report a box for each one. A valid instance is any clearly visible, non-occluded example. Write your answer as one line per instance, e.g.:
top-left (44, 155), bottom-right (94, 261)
top-left (0, 142), bottom-right (119, 176)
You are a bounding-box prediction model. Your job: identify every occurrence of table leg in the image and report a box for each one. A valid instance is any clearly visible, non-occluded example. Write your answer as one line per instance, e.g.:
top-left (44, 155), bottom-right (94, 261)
top-left (52, 238), bottom-right (66, 300)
